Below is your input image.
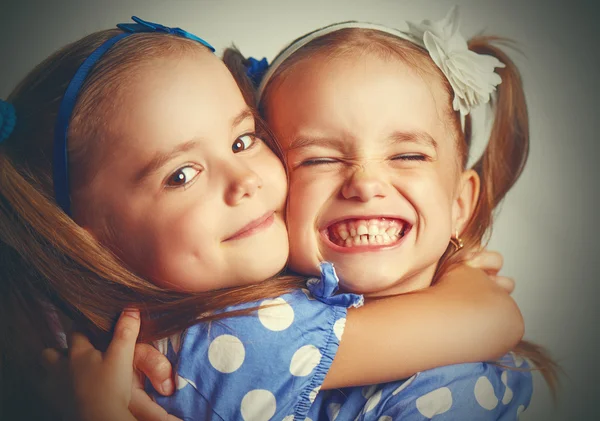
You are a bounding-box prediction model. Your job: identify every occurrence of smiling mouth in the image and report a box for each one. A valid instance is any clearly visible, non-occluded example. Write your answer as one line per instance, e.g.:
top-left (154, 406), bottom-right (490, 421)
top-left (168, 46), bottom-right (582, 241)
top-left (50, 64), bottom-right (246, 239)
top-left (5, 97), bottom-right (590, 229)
top-left (224, 212), bottom-right (275, 241)
top-left (326, 218), bottom-right (410, 248)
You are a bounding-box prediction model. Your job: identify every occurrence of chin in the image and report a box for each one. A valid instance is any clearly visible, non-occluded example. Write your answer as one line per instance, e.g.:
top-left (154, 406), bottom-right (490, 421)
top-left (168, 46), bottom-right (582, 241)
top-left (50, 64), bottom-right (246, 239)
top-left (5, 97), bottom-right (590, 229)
top-left (247, 249), bottom-right (289, 283)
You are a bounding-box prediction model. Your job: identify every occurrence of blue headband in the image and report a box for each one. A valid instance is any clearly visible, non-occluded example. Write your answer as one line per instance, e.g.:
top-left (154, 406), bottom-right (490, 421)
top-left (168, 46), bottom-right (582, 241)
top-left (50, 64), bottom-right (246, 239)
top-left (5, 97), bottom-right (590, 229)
top-left (53, 16), bottom-right (214, 216)
top-left (0, 100), bottom-right (16, 144)
top-left (245, 57), bottom-right (269, 88)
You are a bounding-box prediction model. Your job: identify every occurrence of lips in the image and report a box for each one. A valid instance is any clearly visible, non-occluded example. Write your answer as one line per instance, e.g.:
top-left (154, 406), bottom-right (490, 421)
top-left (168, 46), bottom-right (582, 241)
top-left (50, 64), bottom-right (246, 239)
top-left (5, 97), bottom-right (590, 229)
top-left (325, 217), bottom-right (410, 248)
top-left (224, 211), bottom-right (275, 241)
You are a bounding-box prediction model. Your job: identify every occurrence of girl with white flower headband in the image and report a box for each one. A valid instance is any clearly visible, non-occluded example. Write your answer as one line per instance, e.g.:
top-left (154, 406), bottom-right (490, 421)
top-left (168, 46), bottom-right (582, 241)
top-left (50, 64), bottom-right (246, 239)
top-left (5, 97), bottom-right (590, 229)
top-left (0, 12), bottom-right (543, 421)
top-left (219, 6), bottom-right (560, 419)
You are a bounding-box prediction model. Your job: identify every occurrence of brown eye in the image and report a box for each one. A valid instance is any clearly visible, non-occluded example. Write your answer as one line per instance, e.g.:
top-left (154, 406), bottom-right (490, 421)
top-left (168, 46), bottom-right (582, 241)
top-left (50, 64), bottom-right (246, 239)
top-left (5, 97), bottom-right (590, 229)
top-left (232, 134), bottom-right (255, 153)
top-left (166, 166), bottom-right (200, 187)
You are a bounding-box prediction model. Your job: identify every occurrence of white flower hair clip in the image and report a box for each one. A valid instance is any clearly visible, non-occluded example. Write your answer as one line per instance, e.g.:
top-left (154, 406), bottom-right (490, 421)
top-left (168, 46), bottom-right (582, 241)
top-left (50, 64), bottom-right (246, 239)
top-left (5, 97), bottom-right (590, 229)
top-left (257, 6), bottom-right (505, 129)
top-left (405, 5), bottom-right (505, 116)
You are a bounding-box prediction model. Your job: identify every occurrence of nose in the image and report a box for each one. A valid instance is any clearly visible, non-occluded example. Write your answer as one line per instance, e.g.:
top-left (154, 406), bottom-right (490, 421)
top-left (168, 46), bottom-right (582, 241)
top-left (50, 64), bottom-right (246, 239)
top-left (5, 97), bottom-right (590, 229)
top-left (341, 165), bottom-right (387, 202)
top-left (224, 163), bottom-right (262, 206)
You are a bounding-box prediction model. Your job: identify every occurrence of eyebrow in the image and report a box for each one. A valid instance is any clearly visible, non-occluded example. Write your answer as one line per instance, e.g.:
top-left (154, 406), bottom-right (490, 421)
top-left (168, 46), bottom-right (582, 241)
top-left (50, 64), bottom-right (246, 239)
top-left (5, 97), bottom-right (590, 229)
top-left (287, 130), bottom-right (438, 153)
top-left (134, 108), bottom-right (255, 184)
top-left (287, 135), bottom-right (350, 153)
top-left (231, 108), bottom-right (255, 128)
top-left (389, 130), bottom-right (438, 150)
top-left (133, 139), bottom-right (200, 184)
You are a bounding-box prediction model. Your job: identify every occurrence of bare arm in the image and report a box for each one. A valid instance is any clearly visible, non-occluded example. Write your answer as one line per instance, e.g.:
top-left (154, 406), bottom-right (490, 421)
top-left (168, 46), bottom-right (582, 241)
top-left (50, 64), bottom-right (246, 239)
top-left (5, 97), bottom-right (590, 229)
top-left (322, 264), bottom-right (523, 389)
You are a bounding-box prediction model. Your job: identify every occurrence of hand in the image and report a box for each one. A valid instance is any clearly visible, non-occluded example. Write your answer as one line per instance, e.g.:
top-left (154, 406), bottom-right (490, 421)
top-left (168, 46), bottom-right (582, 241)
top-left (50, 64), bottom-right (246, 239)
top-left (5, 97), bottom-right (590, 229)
top-left (133, 343), bottom-right (175, 396)
top-left (41, 310), bottom-right (181, 421)
top-left (465, 249), bottom-right (515, 293)
top-left (130, 343), bottom-right (179, 421)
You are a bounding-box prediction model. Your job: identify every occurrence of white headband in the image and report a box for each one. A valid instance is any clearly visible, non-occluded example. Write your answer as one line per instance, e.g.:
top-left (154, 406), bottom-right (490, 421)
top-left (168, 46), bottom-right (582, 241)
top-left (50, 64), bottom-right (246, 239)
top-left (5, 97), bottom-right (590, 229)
top-left (257, 6), bottom-right (505, 128)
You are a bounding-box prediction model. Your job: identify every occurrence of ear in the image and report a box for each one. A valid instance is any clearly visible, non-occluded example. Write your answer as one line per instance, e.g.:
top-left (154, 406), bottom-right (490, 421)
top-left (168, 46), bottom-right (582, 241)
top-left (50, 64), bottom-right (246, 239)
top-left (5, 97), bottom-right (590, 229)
top-left (452, 169), bottom-right (480, 235)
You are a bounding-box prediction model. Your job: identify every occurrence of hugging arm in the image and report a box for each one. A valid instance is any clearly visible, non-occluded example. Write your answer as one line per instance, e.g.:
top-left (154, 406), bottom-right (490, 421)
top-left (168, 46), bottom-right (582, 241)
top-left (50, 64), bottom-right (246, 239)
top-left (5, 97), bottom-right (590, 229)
top-left (323, 263), bottom-right (523, 389)
top-left (137, 252), bottom-right (521, 394)
top-left (55, 253), bottom-right (521, 420)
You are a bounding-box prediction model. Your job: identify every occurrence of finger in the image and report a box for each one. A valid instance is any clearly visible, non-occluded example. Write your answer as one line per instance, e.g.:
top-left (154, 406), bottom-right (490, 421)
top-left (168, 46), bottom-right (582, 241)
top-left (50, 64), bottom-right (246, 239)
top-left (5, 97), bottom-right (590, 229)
top-left (466, 250), bottom-right (503, 274)
top-left (134, 343), bottom-right (174, 396)
top-left (105, 309), bottom-right (141, 375)
top-left (67, 330), bottom-right (96, 359)
top-left (130, 388), bottom-right (183, 421)
top-left (492, 275), bottom-right (515, 294)
top-left (40, 348), bottom-right (63, 369)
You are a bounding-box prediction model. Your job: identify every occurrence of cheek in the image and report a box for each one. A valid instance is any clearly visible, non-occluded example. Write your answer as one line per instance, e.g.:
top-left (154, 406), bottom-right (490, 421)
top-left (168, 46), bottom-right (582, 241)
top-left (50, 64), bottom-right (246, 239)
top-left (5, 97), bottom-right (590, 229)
top-left (286, 171), bottom-right (329, 227)
top-left (258, 151), bottom-right (288, 199)
top-left (129, 203), bottom-right (216, 280)
top-left (399, 171), bottom-right (455, 226)
top-left (285, 173), bottom-right (328, 270)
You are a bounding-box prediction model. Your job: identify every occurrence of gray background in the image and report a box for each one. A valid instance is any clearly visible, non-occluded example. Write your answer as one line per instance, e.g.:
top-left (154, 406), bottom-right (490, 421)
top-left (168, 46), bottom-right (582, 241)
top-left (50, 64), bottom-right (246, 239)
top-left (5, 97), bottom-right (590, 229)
top-left (0, 0), bottom-right (598, 420)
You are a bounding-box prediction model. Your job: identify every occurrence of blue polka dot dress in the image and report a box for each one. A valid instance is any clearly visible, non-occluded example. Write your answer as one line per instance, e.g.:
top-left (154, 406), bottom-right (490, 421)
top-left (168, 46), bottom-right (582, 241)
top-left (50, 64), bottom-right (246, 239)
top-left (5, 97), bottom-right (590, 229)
top-left (148, 262), bottom-right (533, 420)
top-left (149, 262), bottom-right (363, 420)
top-left (306, 353), bottom-right (532, 420)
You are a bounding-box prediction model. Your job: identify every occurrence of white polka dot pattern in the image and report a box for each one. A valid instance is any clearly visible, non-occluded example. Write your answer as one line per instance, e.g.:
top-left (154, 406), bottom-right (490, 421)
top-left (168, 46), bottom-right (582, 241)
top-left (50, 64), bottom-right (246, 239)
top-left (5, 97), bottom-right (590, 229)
top-left (501, 371), bottom-right (513, 404)
top-left (169, 333), bottom-right (181, 354)
top-left (176, 375), bottom-right (189, 390)
top-left (208, 334), bottom-right (245, 373)
top-left (309, 386), bottom-right (321, 403)
top-left (362, 385), bottom-right (378, 399)
top-left (290, 345), bottom-right (322, 376)
top-left (240, 389), bottom-right (276, 421)
top-left (416, 387), bottom-right (453, 418)
top-left (392, 374), bottom-right (417, 395)
top-left (364, 389), bottom-right (382, 413)
top-left (258, 298), bottom-right (294, 331)
top-left (474, 376), bottom-right (499, 410)
top-left (328, 403), bottom-right (341, 420)
top-left (333, 317), bottom-right (346, 341)
top-left (512, 352), bottom-right (525, 367)
top-left (146, 260), bottom-right (534, 421)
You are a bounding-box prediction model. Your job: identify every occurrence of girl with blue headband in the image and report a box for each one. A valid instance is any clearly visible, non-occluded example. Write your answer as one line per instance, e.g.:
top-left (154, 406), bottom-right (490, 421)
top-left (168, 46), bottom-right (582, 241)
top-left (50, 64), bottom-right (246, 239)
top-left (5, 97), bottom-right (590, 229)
top-left (1, 14), bottom-right (529, 421)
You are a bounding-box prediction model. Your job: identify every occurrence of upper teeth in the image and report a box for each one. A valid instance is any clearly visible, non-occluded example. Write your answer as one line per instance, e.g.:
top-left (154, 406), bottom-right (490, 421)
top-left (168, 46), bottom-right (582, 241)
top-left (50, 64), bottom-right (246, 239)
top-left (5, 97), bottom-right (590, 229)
top-left (328, 218), bottom-right (407, 247)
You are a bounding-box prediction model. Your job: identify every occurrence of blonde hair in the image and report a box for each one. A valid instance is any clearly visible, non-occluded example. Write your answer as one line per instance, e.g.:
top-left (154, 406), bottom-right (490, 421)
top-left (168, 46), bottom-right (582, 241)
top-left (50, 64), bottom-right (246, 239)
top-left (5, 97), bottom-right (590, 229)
top-left (0, 29), bottom-right (303, 420)
top-left (225, 27), bottom-right (560, 398)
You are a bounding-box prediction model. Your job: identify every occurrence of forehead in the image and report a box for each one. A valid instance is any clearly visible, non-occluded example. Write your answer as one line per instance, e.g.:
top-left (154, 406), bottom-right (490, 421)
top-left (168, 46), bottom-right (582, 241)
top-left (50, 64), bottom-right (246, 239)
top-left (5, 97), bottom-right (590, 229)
top-left (266, 52), bottom-right (452, 148)
top-left (108, 51), bottom-right (247, 143)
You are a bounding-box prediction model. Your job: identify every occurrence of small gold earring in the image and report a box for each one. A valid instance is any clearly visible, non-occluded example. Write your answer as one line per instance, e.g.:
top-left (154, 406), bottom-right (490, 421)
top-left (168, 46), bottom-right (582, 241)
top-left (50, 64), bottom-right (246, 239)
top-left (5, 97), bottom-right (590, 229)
top-left (449, 229), bottom-right (464, 250)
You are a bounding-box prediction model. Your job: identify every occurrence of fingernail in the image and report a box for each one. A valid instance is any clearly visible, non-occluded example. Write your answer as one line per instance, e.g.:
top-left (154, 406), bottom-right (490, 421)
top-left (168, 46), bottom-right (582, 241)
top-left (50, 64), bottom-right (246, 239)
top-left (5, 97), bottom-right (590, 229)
top-left (123, 308), bottom-right (140, 319)
top-left (162, 379), bottom-right (174, 395)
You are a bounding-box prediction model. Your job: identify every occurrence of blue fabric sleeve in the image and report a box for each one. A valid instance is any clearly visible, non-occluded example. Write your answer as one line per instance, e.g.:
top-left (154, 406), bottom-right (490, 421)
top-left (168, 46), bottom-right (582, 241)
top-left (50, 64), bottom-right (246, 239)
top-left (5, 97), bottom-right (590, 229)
top-left (148, 262), bottom-right (360, 421)
top-left (308, 353), bottom-right (533, 420)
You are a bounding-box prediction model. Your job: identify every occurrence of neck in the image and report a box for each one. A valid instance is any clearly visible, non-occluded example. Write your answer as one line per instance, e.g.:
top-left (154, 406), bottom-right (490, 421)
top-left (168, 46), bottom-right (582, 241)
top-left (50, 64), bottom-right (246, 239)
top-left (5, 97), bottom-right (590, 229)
top-left (363, 263), bottom-right (437, 299)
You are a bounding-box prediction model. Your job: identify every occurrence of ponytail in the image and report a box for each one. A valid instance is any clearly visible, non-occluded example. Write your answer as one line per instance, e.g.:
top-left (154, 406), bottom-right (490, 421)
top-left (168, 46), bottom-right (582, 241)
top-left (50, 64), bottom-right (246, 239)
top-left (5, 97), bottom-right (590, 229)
top-left (437, 36), bottom-right (560, 399)
top-left (462, 36), bottom-right (530, 250)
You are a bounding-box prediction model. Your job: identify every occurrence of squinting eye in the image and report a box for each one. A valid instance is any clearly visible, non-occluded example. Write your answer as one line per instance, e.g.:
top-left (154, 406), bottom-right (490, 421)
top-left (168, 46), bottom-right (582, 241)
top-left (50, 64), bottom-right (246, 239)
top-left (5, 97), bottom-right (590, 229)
top-left (232, 134), bottom-right (256, 153)
top-left (166, 166), bottom-right (201, 188)
top-left (393, 154), bottom-right (426, 161)
top-left (300, 158), bottom-right (340, 166)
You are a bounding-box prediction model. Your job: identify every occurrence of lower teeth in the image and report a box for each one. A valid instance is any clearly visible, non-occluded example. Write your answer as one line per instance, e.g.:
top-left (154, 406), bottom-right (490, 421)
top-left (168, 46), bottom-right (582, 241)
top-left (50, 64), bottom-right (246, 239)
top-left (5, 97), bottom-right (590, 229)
top-left (334, 230), bottom-right (406, 247)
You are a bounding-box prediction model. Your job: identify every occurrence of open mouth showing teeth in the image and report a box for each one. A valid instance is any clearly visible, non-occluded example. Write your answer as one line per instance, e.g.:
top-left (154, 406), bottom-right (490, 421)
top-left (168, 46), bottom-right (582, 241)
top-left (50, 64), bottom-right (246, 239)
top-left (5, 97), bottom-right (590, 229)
top-left (326, 218), bottom-right (410, 248)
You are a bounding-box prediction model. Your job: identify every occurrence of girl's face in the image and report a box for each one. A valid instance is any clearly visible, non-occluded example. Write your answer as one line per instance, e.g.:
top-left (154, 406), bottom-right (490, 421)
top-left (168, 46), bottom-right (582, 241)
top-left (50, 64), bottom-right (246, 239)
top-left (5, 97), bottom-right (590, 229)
top-left (74, 51), bottom-right (289, 292)
top-left (266, 52), bottom-right (477, 296)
